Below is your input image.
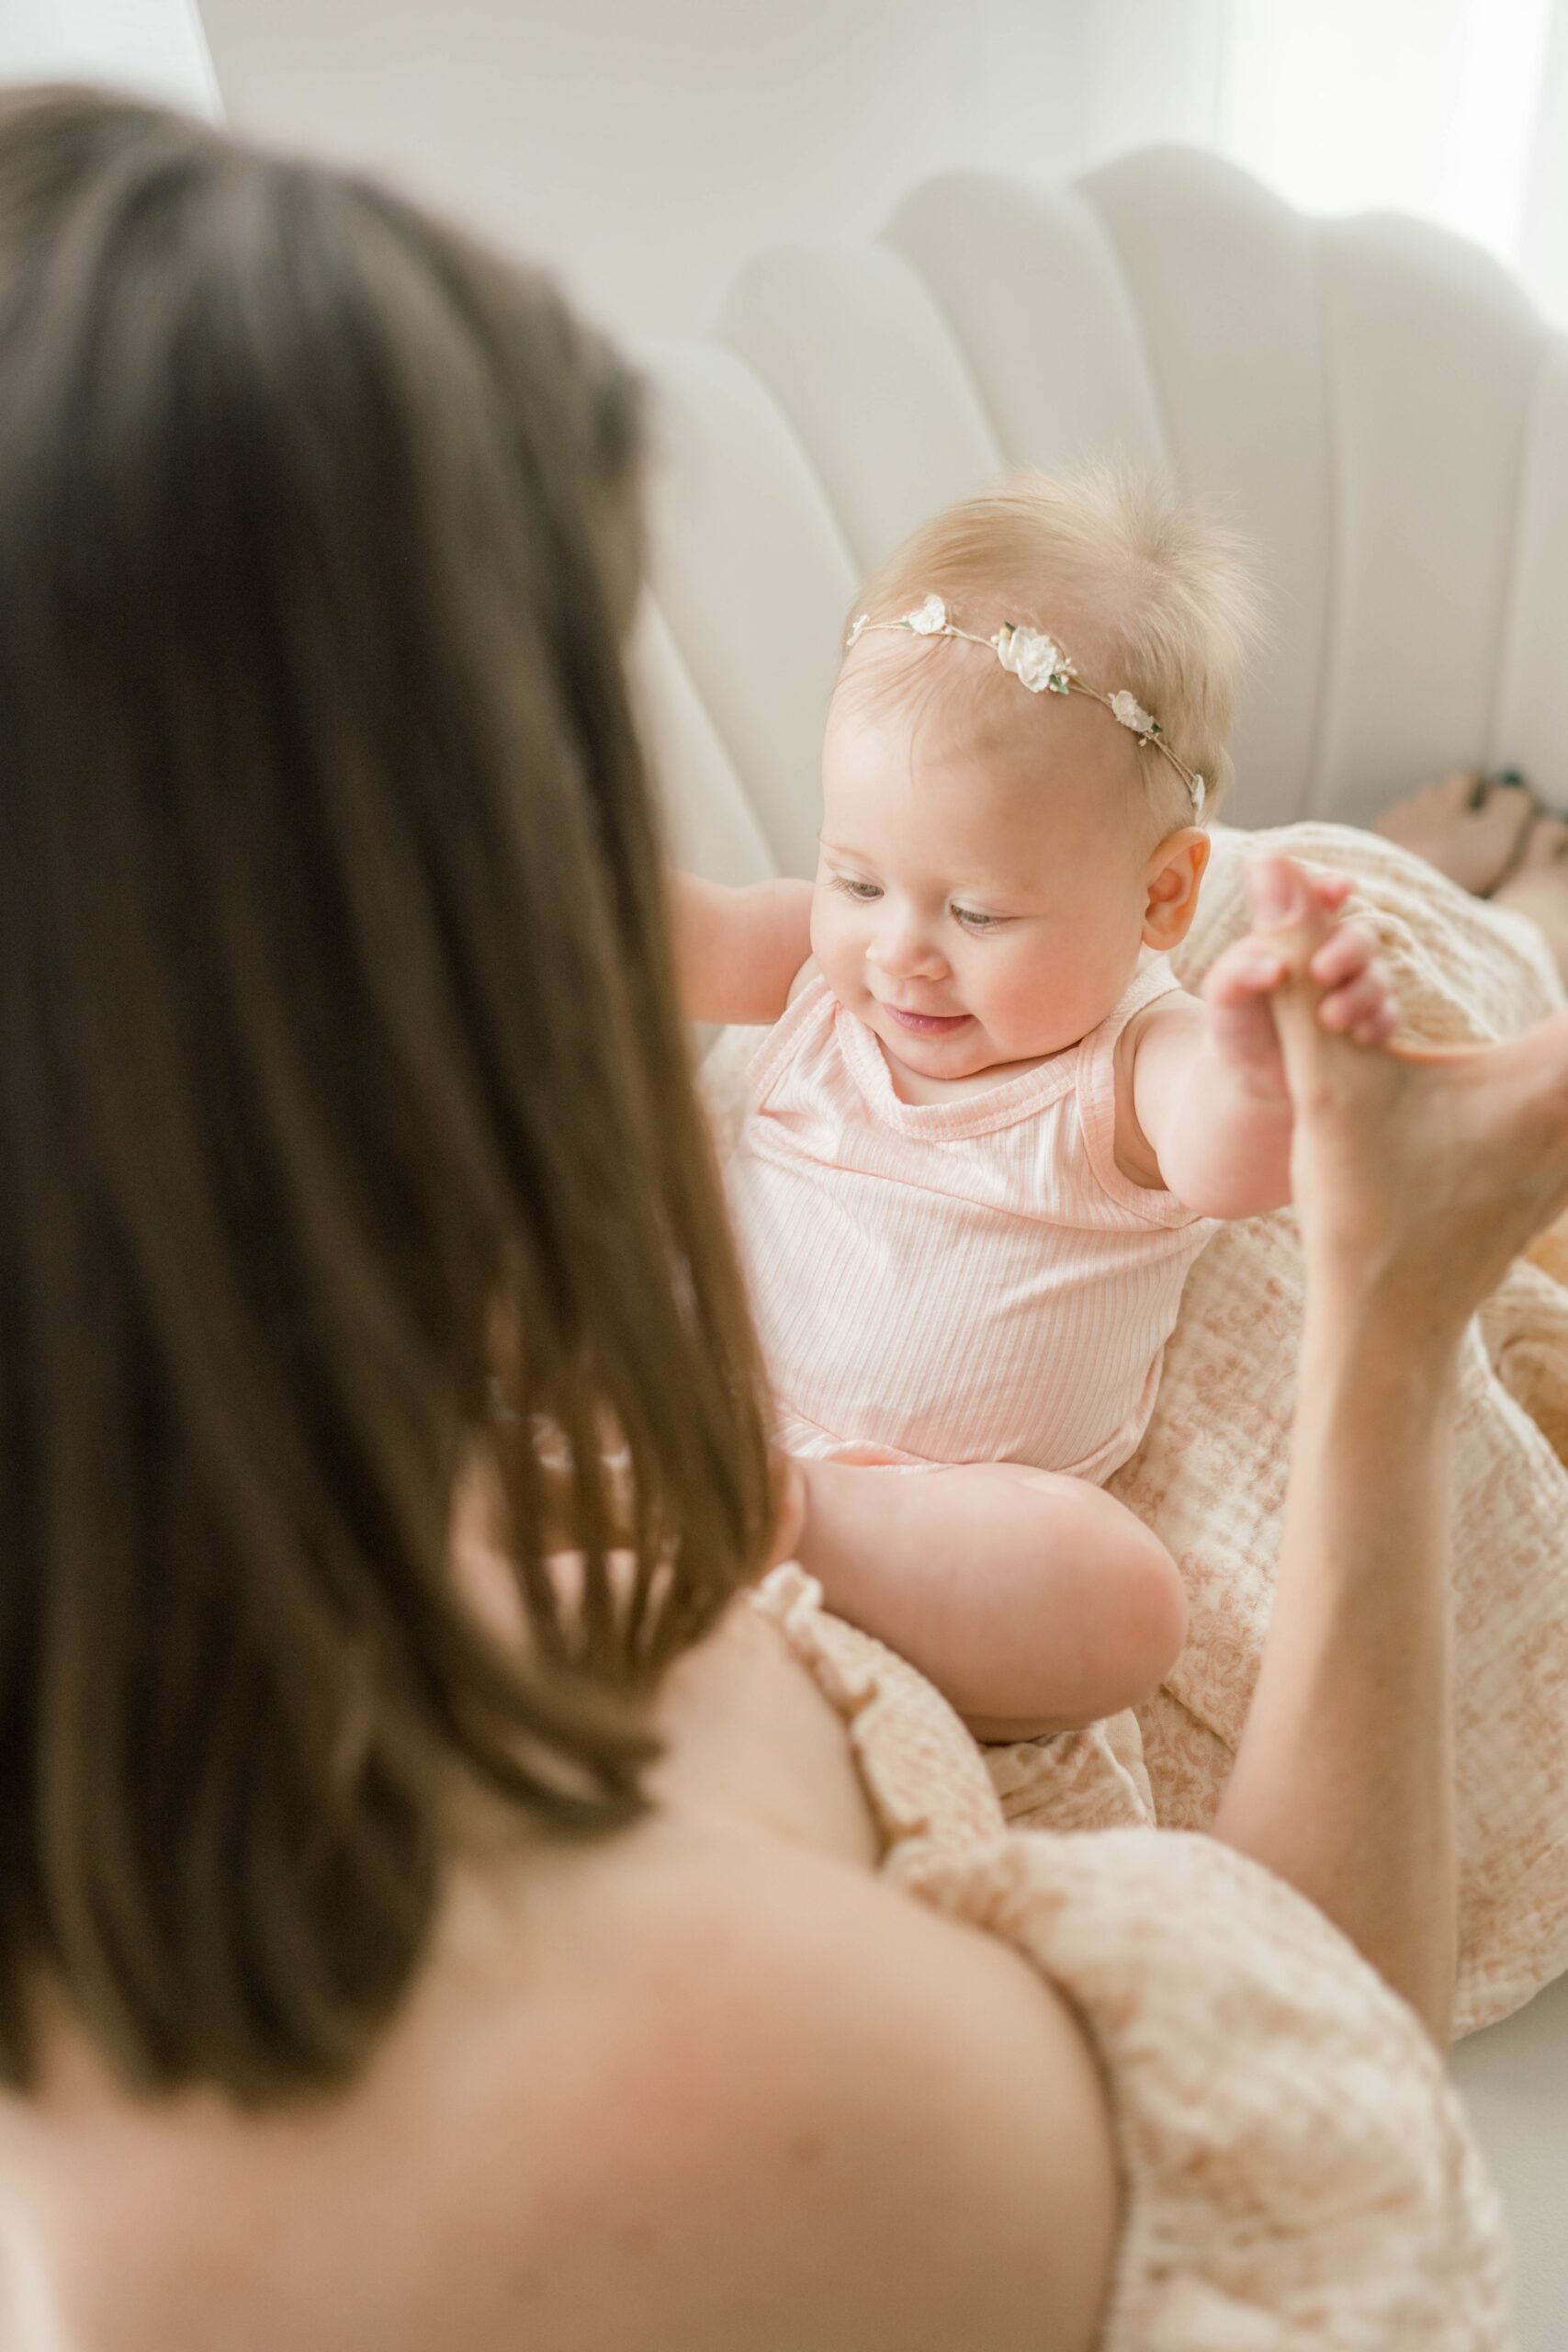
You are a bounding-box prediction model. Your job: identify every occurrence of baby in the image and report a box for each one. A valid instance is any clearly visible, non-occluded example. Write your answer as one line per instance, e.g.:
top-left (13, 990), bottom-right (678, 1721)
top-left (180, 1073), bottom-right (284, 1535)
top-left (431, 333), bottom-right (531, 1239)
top-left (675, 470), bottom-right (1396, 1738)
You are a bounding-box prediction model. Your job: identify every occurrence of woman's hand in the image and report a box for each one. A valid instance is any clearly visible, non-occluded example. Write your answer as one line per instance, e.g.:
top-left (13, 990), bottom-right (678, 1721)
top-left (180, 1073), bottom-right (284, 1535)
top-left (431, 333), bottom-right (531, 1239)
top-left (1252, 853), bottom-right (1568, 1334)
top-left (1201, 859), bottom-right (1400, 1102)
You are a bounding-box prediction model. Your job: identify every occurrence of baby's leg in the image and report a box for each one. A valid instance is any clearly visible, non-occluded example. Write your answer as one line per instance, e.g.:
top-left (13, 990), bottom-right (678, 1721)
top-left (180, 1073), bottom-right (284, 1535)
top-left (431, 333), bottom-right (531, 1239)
top-left (791, 1459), bottom-right (1187, 1742)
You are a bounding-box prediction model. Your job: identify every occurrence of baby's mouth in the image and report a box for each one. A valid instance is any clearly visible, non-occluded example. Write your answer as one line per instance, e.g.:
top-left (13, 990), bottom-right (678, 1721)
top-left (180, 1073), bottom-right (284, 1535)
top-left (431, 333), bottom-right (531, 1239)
top-left (882, 1004), bottom-right (974, 1036)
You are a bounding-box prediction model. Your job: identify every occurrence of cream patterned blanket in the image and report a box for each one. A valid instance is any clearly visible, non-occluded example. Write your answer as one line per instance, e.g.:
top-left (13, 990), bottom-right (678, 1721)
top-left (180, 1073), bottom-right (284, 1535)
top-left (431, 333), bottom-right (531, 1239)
top-left (757, 1564), bottom-right (1511, 2348)
top-left (706, 822), bottom-right (1568, 2041)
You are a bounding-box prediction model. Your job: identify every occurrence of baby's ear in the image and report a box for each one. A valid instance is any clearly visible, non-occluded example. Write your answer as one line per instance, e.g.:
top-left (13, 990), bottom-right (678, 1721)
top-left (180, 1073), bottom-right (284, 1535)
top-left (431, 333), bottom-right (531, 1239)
top-left (1142, 828), bottom-right (1211, 950)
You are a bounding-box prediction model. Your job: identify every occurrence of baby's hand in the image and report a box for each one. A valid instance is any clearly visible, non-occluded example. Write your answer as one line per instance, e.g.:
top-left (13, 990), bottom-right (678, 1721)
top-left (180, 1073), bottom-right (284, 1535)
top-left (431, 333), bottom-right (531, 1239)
top-left (1201, 855), bottom-right (1400, 1099)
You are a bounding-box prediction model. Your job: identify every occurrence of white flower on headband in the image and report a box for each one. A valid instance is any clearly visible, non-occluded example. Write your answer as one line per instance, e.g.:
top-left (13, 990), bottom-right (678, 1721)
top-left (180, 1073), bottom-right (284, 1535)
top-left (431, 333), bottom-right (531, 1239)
top-left (847, 613), bottom-right (869, 646)
top-left (1190, 776), bottom-right (1207, 816)
top-left (1109, 689), bottom-right (1160, 741)
top-left (992, 622), bottom-right (1073, 695)
top-left (903, 594), bottom-right (949, 635)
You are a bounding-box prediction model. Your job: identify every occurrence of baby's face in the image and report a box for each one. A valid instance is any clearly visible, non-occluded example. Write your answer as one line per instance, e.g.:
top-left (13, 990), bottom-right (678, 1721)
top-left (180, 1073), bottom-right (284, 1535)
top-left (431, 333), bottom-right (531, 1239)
top-left (813, 670), bottom-right (1157, 1083)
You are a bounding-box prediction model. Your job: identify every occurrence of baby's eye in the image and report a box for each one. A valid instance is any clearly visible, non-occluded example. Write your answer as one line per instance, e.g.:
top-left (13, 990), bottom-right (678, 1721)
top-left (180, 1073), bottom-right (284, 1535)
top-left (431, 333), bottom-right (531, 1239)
top-left (830, 875), bottom-right (882, 901)
top-left (952, 904), bottom-right (1003, 932)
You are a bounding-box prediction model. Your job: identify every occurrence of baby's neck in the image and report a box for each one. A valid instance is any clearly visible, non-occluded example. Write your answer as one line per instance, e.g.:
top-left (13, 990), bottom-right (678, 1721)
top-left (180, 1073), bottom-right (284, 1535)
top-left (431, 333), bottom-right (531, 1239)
top-left (877, 1036), bottom-right (1064, 1107)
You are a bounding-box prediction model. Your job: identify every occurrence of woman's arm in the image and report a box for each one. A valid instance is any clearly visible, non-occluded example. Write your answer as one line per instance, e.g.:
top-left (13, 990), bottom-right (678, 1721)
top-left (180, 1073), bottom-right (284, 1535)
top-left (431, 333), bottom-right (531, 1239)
top-left (1203, 854), bottom-right (1568, 2039)
top-left (1210, 1270), bottom-right (1458, 2038)
top-left (671, 872), bottom-right (813, 1026)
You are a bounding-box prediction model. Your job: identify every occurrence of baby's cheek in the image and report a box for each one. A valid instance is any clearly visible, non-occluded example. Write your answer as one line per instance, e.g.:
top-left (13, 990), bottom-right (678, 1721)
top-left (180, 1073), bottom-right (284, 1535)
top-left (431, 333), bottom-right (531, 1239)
top-left (808, 892), bottom-right (858, 993)
top-left (807, 888), bottom-right (837, 966)
top-left (986, 942), bottom-right (1111, 1054)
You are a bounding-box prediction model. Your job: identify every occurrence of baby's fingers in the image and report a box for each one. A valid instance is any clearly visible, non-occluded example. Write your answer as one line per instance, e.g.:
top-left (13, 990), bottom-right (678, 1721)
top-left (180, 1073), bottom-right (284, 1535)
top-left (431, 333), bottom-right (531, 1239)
top-left (1202, 937), bottom-right (1288, 1006)
top-left (1308, 870), bottom-right (1355, 914)
top-left (1318, 964), bottom-right (1401, 1045)
top-left (1308, 920), bottom-right (1378, 989)
top-left (1247, 854), bottom-right (1348, 952)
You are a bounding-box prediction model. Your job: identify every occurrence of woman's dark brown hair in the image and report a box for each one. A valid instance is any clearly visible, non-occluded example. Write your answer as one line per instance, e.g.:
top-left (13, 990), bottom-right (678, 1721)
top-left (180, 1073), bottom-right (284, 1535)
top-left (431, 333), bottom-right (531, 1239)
top-left (0, 87), bottom-right (775, 2100)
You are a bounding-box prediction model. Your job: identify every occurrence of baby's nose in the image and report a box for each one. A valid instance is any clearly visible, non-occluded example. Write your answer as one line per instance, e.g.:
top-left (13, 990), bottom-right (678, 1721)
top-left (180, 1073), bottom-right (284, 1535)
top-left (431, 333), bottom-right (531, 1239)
top-left (872, 919), bottom-right (945, 979)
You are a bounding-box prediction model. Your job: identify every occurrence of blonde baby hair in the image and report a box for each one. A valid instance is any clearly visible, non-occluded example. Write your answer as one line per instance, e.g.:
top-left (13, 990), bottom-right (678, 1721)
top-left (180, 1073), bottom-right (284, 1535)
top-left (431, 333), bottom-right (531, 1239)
top-left (840, 465), bottom-right (1261, 831)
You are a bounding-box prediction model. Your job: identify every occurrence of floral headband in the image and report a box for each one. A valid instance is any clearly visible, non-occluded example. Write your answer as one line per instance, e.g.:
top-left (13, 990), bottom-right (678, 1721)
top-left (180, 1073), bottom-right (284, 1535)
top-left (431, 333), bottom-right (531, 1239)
top-left (845, 594), bottom-right (1206, 819)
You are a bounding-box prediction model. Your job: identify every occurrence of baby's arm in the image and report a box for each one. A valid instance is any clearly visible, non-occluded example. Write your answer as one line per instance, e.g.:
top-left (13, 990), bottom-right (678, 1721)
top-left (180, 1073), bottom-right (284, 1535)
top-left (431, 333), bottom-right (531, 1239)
top-left (1121, 856), bottom-right (1400, 1220)
top-left (671, 873), bottom-right (814, 1025)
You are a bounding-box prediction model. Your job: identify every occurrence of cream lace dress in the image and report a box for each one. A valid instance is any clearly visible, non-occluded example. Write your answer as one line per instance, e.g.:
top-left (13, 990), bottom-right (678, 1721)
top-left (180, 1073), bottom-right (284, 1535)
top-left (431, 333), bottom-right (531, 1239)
top-left (755, 1565), bottom-right (1513, 2349)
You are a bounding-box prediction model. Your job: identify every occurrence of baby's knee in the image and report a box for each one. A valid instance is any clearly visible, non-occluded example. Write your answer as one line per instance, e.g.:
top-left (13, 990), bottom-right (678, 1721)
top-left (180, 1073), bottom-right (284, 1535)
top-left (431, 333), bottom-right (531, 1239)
top-left (1067, 1488), bottom-right (1189, 1694)
top-left (1125, 1528), bottom-right (1188, 1687)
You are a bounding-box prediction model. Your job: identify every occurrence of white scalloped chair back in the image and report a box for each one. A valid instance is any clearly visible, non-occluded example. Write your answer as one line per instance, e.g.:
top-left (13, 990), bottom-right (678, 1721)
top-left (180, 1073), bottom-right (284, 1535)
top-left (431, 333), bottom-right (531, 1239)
top-left (634, 145), bottom-right (1568, 881)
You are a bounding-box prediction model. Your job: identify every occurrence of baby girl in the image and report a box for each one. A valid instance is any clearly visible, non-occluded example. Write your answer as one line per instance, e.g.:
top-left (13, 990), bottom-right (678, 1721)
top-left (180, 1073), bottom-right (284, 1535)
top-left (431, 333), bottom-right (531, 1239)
top-left (675, 470), bottom-right (1397, 1738)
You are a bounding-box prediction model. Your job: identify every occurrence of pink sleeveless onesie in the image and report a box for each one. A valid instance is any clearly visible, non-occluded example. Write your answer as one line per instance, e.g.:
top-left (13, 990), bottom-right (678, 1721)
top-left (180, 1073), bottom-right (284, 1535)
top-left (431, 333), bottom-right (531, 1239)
top-left (728, 956), bottom-right (1219, 1484)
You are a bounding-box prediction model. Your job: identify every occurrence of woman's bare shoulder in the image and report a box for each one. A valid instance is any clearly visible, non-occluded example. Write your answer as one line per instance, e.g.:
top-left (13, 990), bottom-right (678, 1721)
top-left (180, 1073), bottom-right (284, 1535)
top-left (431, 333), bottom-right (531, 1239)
top-left (5, 1822), bottom-right (1118, 2352)
top-left (541, 1828), bottom-right (1121, 2352)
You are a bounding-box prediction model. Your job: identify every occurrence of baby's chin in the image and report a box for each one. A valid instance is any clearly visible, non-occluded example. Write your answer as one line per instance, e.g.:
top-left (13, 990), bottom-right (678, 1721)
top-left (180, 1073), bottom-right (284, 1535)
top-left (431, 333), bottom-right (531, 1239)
top-left (872, 1007), bottom-right (1064, 1080)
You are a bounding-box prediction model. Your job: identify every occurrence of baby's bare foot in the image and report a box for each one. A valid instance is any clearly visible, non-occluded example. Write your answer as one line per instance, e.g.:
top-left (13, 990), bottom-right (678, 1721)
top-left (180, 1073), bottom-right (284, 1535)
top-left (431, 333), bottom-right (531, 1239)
top-left (1374, 769), bottom-right (1535, 898)
top-left (1493, 812), bottom-right (1568, 988)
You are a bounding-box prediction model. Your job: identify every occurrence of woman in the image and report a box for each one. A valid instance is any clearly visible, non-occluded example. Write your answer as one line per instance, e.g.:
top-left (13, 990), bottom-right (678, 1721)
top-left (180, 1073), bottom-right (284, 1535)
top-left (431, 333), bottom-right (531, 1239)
top-left (0, 86), bottom-right (1562, 2348)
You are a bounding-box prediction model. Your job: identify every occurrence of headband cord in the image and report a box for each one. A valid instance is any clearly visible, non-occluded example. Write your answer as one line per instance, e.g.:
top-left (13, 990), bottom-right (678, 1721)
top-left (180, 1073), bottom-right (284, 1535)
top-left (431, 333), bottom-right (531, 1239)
top-left (846, 595), bottom-right (1206, 820)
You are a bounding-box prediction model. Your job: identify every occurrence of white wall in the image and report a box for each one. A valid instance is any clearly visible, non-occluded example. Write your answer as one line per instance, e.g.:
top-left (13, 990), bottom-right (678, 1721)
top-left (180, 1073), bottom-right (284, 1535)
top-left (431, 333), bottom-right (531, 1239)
top-left (197, 0), bottom-right (1223, 342)
top-left (15, 3), bottom-right (1568, 333)
top-left (0, 0), bottom-right (219, 116)
top-left (1219, 0), bottom-right (1557, 275)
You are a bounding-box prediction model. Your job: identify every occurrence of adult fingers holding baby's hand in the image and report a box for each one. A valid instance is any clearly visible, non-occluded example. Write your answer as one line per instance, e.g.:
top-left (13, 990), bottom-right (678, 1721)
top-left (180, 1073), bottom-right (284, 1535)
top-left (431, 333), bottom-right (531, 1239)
top-left (1246, 859), bottom-right (1401, 1053)
top-left (1307, 922), bottom-right (1401, 1046)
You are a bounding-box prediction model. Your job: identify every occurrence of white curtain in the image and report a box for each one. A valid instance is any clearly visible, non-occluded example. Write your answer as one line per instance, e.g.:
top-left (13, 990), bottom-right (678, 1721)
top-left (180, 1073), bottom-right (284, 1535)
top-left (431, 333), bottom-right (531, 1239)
top-left (970, 0), bottom-right (1568, 333)
top-left (1214, 0), bottom-right (1568, 322)
top-left (1515, 2), bottom-right (1568, 323)
top-left (0, 0), bottom-right (220, 119)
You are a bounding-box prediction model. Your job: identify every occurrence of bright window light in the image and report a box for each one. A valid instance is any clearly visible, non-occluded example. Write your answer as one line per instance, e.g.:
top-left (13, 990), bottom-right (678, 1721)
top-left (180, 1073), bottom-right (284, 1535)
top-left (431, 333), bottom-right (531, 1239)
top-left (1219, 0), bottom-right (1555, 262)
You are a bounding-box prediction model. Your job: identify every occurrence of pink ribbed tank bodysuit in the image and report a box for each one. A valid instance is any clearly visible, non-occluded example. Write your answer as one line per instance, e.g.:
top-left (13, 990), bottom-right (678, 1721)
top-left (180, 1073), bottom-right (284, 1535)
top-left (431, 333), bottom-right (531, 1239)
top-left (728, 956), bottom-right (1218, 1485)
